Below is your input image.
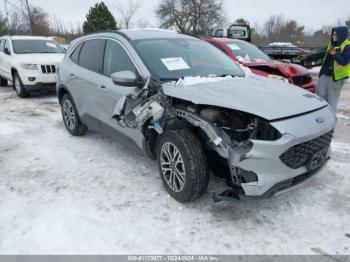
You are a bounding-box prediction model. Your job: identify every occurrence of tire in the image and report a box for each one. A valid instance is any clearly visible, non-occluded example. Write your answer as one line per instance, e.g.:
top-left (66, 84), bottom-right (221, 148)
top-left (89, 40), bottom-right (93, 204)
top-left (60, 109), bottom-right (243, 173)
top-left (13, 72), bottom-right (29, 98)
top-left (156, 129), bottom-right (209, 203)
top-left (0, 75), bottom-right (8, 87)
top-left (61, 94), bottom-right (88, 136)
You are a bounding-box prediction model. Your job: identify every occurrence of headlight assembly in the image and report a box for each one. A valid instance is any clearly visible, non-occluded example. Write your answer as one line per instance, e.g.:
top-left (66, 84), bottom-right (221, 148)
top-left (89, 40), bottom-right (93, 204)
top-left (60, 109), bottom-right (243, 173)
top-left (267, 74), bottom-right (289, 83)
top-left (252, 118), bottom-right (282, 141)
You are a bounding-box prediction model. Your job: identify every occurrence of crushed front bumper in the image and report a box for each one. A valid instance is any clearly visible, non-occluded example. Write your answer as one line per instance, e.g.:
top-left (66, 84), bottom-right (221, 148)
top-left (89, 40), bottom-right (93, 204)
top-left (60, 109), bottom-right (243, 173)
top-left (215, 105), bottom-right (336, 201)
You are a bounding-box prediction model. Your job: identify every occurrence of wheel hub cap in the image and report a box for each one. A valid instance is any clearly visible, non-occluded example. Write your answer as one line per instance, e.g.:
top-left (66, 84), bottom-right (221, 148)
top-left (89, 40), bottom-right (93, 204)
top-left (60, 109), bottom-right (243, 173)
top-left (160, 142), bottom-right (186, 193)
top-left (62, 100), bottom-right (76, 130)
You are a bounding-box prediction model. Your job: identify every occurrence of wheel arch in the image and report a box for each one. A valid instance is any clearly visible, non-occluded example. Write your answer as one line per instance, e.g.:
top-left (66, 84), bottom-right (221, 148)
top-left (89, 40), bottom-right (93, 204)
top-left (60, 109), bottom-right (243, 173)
top-left (57, 85), bottom-right (73, 105)
top-left (11, 67), bottom-right (18, 78)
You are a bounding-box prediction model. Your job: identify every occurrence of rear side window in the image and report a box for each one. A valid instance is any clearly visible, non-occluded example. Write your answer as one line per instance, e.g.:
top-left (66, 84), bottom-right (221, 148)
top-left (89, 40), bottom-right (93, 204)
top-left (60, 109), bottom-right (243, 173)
top-left (70, 42), bottom-right (83, 64)
top-left (78, 39), bottom-right (106, 73)
top-left (103, 40), bottom-right (137, 77)
top-left (0, 40), bottom-right (4, 52)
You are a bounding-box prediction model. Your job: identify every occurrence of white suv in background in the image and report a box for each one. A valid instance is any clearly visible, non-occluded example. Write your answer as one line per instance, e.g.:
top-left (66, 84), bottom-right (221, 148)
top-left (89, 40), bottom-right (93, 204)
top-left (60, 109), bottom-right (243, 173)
top-left (0, 36), bottom-right (65, 98)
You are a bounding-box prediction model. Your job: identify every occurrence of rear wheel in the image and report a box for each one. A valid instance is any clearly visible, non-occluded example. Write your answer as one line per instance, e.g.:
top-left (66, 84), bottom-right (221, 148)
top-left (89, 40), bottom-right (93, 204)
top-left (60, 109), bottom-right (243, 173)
top-left (61, 94), bottom-right (88, 136)
top-left (13, 72), bottom-right (29, 98)
top-left (0, 75), bottom-right (8, 87)
top-left (156, 129), bottom-right (209, 203)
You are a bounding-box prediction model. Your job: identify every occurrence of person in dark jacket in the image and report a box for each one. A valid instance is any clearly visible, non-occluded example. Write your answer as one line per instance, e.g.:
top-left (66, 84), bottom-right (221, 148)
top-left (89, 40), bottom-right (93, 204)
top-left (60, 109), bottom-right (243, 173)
top-left (317, 26), bottom-right (350, 113)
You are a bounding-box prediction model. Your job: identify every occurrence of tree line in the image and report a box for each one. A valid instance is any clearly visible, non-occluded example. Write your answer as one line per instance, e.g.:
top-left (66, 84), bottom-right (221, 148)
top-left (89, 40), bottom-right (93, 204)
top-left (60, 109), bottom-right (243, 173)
top-left (0, 0), bottom-right (349, 47)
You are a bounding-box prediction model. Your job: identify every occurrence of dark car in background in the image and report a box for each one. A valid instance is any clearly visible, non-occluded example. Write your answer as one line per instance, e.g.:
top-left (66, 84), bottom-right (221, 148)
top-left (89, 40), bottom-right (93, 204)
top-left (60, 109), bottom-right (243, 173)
top-left (204, 37), bottom-right (317, 93)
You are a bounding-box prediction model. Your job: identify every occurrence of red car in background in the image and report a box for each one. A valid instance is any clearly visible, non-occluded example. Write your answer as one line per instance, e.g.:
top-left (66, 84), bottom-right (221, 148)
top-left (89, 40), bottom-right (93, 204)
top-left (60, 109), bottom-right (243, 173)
top-left (204, 37), bottom-right (316, 93)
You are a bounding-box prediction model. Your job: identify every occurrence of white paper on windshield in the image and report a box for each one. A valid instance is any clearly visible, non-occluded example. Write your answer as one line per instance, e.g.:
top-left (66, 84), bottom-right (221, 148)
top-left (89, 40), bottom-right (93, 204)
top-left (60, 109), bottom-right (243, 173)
top-left (161, 57), bottom-right (190, 71)
top-left (227, 44), bottom-right (241, 50)
top-left (46, 42), bottom-right (56, 48)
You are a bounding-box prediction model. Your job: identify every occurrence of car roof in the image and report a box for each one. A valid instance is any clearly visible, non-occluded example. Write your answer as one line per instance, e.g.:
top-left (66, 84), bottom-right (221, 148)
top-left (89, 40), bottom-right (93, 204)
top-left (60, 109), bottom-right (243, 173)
top-left (7, 36), bottom-right (54, 41)
top-left (86, 29), bottom-right (196, 41)
top-left (119, 28), bottom-right (191, 40)
top-left (207, 37), bottom-right (247, 44)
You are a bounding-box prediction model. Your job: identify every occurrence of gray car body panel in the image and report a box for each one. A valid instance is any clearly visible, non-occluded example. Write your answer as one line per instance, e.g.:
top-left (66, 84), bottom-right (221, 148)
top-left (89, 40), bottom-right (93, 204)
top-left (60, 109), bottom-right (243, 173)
top-left (58, 30), bottom-right (337, 198)
top-left (162, 75), bottom-right (327, 121)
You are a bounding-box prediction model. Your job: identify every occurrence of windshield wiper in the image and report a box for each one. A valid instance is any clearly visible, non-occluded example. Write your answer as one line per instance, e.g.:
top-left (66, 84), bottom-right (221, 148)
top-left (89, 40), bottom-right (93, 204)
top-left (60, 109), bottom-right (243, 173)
top-left (159, 77), bottom-right (184, 82)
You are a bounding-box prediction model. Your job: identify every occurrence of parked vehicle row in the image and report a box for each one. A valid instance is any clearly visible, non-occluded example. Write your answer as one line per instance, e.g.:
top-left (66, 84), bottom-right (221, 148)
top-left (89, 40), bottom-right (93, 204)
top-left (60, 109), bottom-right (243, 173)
top-left (0, 36), bottom-right (65, 97)
top-left (56, 29), bottom-right (336, 203)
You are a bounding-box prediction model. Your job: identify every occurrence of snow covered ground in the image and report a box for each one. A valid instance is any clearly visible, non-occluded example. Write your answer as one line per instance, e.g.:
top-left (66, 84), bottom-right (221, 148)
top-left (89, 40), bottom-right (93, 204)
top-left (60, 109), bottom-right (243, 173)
top-left (0, 83), bottom-right (350, 255)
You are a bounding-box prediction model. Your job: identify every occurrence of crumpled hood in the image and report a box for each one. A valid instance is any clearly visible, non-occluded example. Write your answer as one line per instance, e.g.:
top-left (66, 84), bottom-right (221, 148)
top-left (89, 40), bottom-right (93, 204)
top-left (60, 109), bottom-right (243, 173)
top-left (244, 60), bottom-right (310, 77)
top-left (162, 75), bottom-right (327, 121)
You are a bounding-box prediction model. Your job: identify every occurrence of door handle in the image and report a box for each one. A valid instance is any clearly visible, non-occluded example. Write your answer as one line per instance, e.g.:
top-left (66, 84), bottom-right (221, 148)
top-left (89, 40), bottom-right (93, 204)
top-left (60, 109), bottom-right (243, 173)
top-left (69, 74), bottom-right (75, 79)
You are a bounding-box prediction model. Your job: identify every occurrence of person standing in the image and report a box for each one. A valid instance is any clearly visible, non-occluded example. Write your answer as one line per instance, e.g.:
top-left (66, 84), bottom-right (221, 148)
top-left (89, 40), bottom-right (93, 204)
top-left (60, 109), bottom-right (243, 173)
top-left (317, 26), bottom-right (350, 113)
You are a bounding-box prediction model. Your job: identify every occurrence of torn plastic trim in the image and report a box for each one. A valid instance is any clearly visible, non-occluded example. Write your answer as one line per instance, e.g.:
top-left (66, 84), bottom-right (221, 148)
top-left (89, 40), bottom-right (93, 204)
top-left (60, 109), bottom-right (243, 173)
top-left (112, 75), bottom-right (167, 134)
top-left (175, 109), bottom-right (256, 201)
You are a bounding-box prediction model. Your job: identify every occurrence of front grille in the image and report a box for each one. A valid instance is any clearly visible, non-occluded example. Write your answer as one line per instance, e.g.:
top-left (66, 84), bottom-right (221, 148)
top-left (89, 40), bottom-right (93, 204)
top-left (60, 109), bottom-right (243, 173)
top-left (41, 65), bottom-right (56, 74)
top-left (280, 130), bottom-right (333, 169)
top-left (292, 74), bottom-right (312, 86)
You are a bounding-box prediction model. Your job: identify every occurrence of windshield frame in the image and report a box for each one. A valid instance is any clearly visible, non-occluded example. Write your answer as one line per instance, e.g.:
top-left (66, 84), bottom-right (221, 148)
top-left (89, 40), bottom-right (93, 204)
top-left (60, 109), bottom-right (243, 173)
top-left (131, 37), bottom-right (245, 82)
top-left (12, 39), bottom-right (65, 54)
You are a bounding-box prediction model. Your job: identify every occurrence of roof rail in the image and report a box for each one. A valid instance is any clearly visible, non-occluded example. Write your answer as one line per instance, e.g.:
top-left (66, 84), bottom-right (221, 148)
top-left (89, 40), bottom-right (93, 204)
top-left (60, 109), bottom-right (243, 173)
top-left (120, 28), bottom-right (178, 33)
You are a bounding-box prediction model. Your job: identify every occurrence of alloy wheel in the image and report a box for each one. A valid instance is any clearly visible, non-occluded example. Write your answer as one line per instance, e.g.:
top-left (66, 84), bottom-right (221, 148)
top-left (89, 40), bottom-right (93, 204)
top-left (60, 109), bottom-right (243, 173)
top-left (160, 142), bottom-right (186, 192)
top-left (62, 99), bottom-right (76, 130)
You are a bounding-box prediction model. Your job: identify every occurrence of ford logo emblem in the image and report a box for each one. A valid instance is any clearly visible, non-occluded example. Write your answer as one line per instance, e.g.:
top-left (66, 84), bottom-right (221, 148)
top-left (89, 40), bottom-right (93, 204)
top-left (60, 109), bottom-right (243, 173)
top-left (316, 117), bottom-right (324, 124)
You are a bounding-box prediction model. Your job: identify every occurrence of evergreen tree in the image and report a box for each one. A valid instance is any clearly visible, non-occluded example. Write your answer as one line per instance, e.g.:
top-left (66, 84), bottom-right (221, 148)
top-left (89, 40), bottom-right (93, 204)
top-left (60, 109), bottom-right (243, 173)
top-left (83, 2), bottom-right (117, 34)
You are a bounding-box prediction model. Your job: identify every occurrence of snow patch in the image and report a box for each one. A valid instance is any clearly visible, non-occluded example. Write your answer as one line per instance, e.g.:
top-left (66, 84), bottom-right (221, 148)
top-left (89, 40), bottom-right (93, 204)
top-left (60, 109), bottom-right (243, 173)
top-left (173, 75), bottom-right (235, 87)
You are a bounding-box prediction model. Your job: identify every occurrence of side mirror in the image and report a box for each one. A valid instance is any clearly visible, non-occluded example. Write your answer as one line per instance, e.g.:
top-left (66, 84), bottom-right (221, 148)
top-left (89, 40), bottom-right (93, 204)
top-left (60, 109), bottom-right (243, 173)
top-left (111, 71), bottom-right (138, 86)
top-left (4, 47), bottom-right (11, 55)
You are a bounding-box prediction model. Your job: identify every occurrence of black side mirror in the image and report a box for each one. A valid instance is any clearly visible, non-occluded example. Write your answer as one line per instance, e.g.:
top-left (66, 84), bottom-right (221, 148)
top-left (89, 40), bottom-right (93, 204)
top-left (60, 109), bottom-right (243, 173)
top-left (4, 47), bottom-right (11, 55)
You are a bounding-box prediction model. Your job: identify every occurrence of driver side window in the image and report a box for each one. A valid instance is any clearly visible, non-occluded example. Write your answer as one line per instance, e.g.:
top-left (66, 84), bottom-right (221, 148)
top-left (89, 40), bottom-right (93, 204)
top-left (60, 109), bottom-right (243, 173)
top-left (103, 40), bottom-right (137, 77)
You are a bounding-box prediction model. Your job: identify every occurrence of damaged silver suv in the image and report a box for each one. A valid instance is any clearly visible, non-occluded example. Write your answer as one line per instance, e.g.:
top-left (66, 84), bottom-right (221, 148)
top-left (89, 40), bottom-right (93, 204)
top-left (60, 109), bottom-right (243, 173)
top-left (57, 29), bottom-right (336, 203)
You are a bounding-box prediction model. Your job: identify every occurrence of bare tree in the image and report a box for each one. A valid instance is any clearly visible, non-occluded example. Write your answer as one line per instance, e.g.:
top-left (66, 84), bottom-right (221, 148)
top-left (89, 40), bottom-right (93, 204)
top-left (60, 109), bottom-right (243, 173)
top-left (262, 15), bottom-right (304, 44)
top-left (115, 0), bottom-right (139, 29)
top-left (155, 0), bottom-right (225, 35)
top-left (30, 6), bottom-right (50, 35)
top-left (137, 18), bottom-right (151, 28)
top-left (263, 15), bottom-right (285, 43)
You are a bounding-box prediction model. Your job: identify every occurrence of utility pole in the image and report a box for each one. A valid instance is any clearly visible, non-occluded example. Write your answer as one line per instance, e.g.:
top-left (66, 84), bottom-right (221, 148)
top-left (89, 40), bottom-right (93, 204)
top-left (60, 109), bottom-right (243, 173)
top-left (4, 0), bottom-right (9, 25)
top-left (25, 0), bottom-right (32, 34)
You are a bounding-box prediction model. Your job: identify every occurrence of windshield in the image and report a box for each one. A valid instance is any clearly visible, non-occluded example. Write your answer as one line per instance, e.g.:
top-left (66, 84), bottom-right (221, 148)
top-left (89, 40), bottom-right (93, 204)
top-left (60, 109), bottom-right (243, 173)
top-left (12, 40), bottom-right (65, 54)
top-left (226, 41), bottom-right (270, 62)
top-left (133, 38), bottom-right (245, 81)
top-left (228, 29), bottom-right (247, 38)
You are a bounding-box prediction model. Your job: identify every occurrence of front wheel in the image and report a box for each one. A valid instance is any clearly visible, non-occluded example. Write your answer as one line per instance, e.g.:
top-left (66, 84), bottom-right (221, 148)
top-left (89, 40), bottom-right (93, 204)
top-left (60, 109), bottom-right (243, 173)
top-left (61, 94), bottom-right (88, 136)
top-left (156, 130), bottom-right (209, 203)
top-left (13, 72), bottom-right (29, 98)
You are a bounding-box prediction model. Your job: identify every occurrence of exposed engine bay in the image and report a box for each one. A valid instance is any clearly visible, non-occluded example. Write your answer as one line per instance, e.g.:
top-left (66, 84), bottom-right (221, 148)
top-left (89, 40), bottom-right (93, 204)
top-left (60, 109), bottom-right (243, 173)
top-left (112, 78), bottom-right (282, 202)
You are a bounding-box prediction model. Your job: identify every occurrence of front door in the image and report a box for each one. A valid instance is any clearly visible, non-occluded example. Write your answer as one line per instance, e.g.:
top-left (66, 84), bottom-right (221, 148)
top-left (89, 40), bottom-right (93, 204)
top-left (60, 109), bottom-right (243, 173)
top-left (97, 39), bottom-right (143, 147)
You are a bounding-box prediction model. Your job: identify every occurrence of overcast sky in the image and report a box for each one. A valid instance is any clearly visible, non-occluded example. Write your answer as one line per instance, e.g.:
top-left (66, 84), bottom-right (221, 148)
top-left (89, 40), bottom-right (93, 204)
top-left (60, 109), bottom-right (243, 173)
top-left (25, 0), bottom-right (350, 32)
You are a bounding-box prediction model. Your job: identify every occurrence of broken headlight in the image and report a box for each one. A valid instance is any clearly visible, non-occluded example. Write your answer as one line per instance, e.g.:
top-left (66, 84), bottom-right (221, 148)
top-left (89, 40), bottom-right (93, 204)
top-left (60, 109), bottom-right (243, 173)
top-left (252, 119), bottom-right (282, 141)
top-left (200, 108), bottom-right (254, 142)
